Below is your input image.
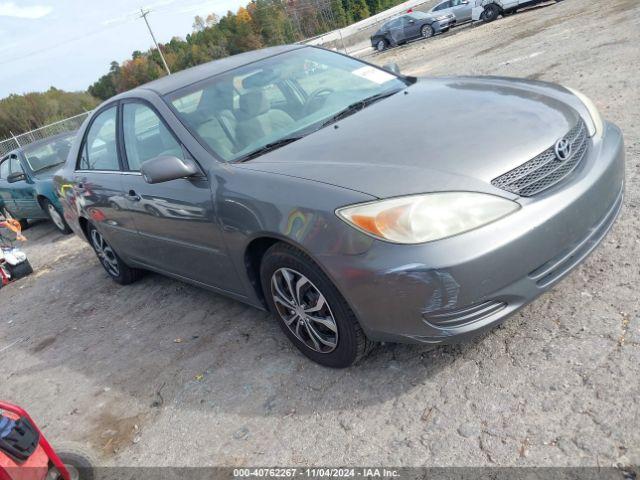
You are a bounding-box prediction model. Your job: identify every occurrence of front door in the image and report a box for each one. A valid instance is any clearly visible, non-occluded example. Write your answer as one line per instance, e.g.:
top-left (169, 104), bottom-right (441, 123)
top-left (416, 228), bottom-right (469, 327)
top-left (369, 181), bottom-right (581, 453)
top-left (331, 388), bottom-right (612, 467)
top-left (402, 16), bottom-right (421, 40)
top-left (74, 104), bottom-right (134, 256)
top-left (7, 155), bottom-right (44, 218)
top-left (119, 100), bottom-right (242, 293)
top-left (0, 156), bottom-right (15, 215)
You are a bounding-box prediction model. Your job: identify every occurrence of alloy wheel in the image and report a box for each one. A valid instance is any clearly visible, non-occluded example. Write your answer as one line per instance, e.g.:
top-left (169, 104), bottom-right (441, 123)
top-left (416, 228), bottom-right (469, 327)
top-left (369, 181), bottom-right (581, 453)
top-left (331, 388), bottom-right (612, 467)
top-left (421, 25), bottom-right (434, 38)
top-left (47, 203), bottom-right (66, 231)
top-left (90, 229), bottom-right (120, 277)
top-left (377, 40), bottom-right (386, 51)
top-left (271, 267), bottom-right (338, 353)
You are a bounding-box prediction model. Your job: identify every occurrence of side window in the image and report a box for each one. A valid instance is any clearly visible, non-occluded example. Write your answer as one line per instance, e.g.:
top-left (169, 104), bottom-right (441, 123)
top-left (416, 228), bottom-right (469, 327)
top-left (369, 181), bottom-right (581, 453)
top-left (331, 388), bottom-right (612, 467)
top-left (122, 103), bottom-right (183, 171)
top-left (0, 158), bottom-right (9, 178)
top-left (78, 106), bottom-right (119, 171)
top-left (9, 157), bottom-right (23, 174)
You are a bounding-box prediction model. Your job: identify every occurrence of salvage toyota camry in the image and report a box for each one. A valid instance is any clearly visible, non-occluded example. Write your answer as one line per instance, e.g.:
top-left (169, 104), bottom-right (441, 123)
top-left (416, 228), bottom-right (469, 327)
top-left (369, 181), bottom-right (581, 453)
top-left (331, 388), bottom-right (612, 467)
top-left (55, 45), bottom-right (624, 367)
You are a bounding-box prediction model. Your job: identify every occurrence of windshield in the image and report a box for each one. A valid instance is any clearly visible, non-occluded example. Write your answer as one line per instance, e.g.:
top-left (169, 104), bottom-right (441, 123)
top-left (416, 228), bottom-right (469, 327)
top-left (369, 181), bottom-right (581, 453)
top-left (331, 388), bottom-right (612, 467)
top-left (23, 133), bottom-right (75, 172)
top-left (166, 47), bottom-right (408, 162)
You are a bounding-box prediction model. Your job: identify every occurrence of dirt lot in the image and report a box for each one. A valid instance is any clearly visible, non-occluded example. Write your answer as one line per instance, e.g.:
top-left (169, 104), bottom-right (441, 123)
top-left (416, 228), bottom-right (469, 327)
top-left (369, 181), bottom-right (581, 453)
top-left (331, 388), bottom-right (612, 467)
top-left (1, 0), bottom-right (639, 468)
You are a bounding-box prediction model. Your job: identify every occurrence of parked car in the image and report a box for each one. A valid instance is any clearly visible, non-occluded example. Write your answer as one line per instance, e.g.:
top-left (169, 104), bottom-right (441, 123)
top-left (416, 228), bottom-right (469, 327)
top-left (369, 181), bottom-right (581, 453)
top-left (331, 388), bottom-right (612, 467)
top-left (0, 132), bottom-right (75, 234)
top-left (430, 0), bottom-right (473, 23)
top-left (56, 45), bottom-right (624, 368)
top-left (370, 11), bottom-right (456, 52)
top-left (473, 0), bottom-right (564, 22)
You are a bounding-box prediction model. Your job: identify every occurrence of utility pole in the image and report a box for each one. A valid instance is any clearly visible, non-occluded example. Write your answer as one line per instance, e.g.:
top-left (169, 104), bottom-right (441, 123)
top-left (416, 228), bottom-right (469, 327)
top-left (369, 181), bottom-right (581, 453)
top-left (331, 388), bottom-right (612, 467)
top-left (139, 8), bottom-right (171, 75)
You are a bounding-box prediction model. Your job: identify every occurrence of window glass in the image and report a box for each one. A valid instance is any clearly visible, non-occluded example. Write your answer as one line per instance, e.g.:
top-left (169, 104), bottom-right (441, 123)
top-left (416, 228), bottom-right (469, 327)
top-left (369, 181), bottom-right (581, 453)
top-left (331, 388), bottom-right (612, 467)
top-left (78, 106), bottom-right (119, 171)
top-left (0, 158), bottom-right (9, 178)
top-left (168, 47), bottom-right (407, 162)
top-left (23, 133), bottom-right (74, 173)
top-left (122, 103), bottom-right (183, 171)
top-left (9, 157), bottom-right (22, 174)
top-left (451, 0), bottom-right (464, 6)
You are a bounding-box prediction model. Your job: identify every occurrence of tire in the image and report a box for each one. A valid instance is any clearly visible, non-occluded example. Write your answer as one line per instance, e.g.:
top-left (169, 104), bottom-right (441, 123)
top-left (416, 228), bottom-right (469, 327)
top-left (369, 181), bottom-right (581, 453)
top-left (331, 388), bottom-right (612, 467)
top-left (49, 443), bottom-right (97, 480)
top-left (7, 260), bottom-right (33, 280)
top-left (1, 206), bottom-right (28, 230)
top-left (260, 243), bottom-right (374, 368)
top-left (87, 223), bottom-right (143, 285)
top-left (376, 39), bottom-right (387, 52)
top-left (42, 198), bottom-right (72, 234)
top-left (482, 3), bottom-right (501, 22)
top-left (421, 24), bottom-right (434, 38)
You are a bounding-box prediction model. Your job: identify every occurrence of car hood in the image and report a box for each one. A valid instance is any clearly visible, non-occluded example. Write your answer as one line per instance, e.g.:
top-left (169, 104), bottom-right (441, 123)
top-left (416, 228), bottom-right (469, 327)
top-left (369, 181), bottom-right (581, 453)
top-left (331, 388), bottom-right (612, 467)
top-left (235, 76), bottom-right (584, 199)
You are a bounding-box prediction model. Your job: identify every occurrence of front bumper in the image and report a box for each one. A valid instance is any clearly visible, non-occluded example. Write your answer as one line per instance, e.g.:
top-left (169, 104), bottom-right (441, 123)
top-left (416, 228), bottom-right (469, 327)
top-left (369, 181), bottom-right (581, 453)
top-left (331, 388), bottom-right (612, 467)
top-left (323, 122), bottom-right (625, 344)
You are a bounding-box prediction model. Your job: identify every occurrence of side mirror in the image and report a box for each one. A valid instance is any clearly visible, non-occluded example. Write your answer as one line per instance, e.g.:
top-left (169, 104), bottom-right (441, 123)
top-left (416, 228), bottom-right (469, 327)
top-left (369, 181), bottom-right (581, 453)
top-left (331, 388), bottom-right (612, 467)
top-left (383, 62), bottom-right (402, 75)
top-left (140, 156), bottom-right (200, 184)
top-left (7, 172), bottom-right (26, 184)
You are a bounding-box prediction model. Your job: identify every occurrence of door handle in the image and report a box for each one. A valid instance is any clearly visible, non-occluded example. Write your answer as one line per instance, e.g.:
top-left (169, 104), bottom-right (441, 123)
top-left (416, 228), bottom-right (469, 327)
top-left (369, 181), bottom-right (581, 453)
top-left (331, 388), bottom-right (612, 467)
top-left (126, 190), bottom-right (141, 201)
top-left (76, 183), bottom-right (84, 190)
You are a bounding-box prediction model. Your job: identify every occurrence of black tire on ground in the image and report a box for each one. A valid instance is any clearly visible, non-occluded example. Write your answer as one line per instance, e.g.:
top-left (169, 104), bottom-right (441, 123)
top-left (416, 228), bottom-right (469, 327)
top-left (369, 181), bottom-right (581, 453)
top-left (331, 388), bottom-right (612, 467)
top-left (1, 206), bottom-right (28, 230)
top-left (421, 24), bottom-right (434, 38)
top-left (87, 223), bottom-right (143, 285)
top-left (260, 242), bottom-right (375, 368)
top-left (41, 198), bottom-right (72, 234)
top-left (7, 260), bottom-right (33, 280)
top-left (52, 444), bottom-right (97, 480)
top-left (376, 39), bottom-right (387, 52)
top-left (482, 3), bottom-right (501, 22)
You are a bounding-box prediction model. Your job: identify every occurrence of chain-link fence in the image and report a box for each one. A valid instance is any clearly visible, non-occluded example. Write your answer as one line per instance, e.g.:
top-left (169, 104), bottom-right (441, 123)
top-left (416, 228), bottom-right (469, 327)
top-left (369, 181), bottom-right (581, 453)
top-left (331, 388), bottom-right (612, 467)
top-left (0, 112), bottom-right (90, 157)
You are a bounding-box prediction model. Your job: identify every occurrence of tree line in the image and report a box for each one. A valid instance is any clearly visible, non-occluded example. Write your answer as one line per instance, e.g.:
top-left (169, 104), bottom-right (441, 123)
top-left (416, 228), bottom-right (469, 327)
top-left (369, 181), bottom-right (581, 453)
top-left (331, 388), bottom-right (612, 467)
top-left (1, 0), bottom-right (404, 139)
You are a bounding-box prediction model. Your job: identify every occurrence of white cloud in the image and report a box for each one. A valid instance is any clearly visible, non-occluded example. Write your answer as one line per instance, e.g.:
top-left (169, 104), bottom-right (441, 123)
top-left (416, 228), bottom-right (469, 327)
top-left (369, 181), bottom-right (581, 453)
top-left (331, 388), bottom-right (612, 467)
top-left (0, 2), bottom-right (52, 19)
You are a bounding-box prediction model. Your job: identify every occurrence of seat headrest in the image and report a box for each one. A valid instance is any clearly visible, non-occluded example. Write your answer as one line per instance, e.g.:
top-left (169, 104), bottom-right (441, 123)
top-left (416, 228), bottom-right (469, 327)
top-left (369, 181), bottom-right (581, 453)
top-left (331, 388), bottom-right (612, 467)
top-left (238, 90), bottom-right (270, 119)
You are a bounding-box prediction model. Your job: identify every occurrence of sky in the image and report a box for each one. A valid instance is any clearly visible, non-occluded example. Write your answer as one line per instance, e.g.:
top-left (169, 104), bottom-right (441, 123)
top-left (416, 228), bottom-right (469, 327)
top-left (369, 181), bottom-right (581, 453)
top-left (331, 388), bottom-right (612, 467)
top-left (0, 0), bottom-right (245, 98)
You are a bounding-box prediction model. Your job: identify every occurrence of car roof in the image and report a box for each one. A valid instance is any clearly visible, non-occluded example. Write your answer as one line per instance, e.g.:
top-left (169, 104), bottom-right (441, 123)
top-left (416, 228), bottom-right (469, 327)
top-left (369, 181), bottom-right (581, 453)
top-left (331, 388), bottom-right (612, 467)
top-left (124, 44), bottom-right (306, 97)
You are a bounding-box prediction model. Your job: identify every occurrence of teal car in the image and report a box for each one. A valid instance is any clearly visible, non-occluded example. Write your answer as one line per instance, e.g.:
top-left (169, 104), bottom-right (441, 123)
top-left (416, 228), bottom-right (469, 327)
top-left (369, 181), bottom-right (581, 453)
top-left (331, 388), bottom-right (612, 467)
top-left (0, 132), bottom-right (75, 234)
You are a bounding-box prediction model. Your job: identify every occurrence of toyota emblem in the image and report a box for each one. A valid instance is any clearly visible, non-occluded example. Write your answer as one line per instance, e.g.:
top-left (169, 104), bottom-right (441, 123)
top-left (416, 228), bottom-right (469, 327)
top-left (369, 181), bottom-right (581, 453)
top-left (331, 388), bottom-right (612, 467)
top-left (555, 138), bottom-right (572, 161)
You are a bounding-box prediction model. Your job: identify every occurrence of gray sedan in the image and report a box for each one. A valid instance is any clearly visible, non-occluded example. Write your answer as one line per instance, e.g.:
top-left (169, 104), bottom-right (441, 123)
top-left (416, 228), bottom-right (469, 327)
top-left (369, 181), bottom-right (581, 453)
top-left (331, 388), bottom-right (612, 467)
top-left (430, 0), bottom-right (474, 23)
top-left (56, 45), bottom-right (624, 367)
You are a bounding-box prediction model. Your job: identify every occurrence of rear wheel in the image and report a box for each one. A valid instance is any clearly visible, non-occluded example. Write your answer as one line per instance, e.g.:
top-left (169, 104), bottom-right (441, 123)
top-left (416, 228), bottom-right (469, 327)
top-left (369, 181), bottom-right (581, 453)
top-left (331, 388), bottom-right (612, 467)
top-left (421, 24), bottom-right (434, 38)
top-left (376, 39), bottom-right (387, 52)
top-left (42, 198), bottom-right (71, 234)
top-left (260, 243), bottom-right (374, 368)
top-left (87, 224), bottom-right (143, 285)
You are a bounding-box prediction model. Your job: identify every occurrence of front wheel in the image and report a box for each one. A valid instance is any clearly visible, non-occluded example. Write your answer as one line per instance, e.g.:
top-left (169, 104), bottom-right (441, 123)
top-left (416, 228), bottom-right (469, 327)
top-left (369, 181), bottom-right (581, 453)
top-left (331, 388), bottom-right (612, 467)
top-left (482, 4), bottom-right (501, 22)
top-left (1, 206), bottom-right (28, 230)
top-left (421, 24), bottom-right (434, 38)
top-left (260, 243), bottom-right (374, 368)
top-left (376, 39), bottom-right (387, 52)
top-left (87, 224), bottom-right (143, 285)
top-left (42, 199), bottom-right (72, 234)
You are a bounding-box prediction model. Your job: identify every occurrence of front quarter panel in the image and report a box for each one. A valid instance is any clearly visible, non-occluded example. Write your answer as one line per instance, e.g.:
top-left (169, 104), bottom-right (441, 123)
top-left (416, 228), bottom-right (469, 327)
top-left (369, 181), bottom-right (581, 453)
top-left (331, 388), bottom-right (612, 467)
top-left (218, 164), bottom-right (377, 307)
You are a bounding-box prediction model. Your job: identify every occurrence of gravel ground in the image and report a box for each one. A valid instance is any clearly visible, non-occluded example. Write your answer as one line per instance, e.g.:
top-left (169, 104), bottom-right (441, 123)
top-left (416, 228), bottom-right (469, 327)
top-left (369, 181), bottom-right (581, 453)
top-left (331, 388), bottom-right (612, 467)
top-left (1, 0), bottom-right (639, 468)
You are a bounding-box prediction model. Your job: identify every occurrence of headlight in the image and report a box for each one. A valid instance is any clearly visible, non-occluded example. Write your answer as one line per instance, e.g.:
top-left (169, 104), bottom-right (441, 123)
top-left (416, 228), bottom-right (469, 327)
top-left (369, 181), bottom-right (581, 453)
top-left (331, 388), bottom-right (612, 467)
top-left (336, 192), bottom-right (520, 244)
top-left (566, 87), bottom-right (604, 138)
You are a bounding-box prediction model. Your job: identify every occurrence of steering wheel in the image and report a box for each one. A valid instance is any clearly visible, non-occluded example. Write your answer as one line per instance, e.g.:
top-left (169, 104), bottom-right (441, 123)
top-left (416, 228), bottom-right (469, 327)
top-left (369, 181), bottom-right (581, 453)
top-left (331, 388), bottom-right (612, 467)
top-left (303, 88), bottom-right (334, 115)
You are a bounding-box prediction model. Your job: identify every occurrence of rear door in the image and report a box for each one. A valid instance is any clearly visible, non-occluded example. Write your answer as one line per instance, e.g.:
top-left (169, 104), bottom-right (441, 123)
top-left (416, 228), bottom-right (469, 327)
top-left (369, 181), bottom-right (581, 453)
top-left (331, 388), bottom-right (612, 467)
top-left (431, 1), bottom-right (453, 16)
top-left (450, 0), bottom-right (472, 21)
top-left (73, 104), bottom-right (134, 256)
top-left (118, 99), bottom-right (240, 291)
top-left (387, 18), bottom-right (404, 44)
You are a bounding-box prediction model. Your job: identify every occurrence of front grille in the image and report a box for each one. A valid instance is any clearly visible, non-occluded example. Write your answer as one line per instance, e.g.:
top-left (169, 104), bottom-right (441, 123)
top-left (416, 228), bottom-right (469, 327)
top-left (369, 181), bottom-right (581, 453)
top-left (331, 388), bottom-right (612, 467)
top-left (422, 300), bottom-right (506, 329)
top-left (491, 120), bottom-right (589, 197)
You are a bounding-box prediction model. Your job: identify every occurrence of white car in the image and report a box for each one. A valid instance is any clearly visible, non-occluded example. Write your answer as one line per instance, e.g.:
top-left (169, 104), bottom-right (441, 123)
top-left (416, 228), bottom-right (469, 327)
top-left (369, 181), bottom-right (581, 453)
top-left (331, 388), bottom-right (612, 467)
top-left (472, 0), bottom-right (563, 22)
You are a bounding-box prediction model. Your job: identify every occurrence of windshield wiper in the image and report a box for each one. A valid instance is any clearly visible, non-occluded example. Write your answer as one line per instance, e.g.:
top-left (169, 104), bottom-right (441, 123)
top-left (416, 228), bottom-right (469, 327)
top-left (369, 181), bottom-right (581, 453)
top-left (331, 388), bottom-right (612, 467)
top-left (319, 89), bottom-right (402, 128)
top-left (33, 161), bottom-right (65, 173)
top-left (235, 135), bottom-right (303, 163)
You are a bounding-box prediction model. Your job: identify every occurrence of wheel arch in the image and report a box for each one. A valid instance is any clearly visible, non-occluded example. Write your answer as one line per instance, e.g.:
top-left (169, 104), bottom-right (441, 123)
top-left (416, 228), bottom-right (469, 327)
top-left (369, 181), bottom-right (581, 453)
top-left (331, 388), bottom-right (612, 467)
top-left (77, 215), bottom-right (91, 243)
top-left (242, 233), bottom-right (357, 315)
